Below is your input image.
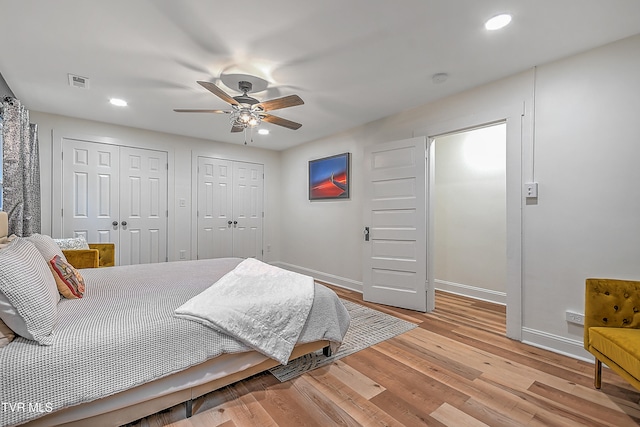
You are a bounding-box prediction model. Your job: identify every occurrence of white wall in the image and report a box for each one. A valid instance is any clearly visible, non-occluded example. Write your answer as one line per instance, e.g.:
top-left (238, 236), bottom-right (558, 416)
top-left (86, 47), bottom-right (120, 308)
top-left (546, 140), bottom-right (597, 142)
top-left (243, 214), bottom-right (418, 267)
top-left (279, 33), bottom-right (640, 360)
top-left (434, 124), bottom-right (506, 301)
top-left (32, 112), bottom-right (282, 263)
top-left (521, 33), bottom-right (640, 356)
top-left (28, 32), bottom-right (640, 360)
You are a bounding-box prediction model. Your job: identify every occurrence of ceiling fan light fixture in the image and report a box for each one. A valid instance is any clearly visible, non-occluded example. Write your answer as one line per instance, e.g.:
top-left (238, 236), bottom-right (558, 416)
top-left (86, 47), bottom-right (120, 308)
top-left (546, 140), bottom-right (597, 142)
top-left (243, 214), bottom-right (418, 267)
top-left (485, 13), bottom-right (512, 31)
top-left (230, 109), bottom-right (261, 128)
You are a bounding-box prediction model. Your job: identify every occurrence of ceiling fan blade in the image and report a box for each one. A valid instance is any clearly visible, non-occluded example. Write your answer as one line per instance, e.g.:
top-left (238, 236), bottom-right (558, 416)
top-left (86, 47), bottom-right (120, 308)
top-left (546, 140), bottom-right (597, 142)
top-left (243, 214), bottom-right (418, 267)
top-left (197, 81), bottom-right (239, 106)
top-left (173, 109), bottom-right (231, 113)
top-left (255, 94), bottom-right (304, 112)
top-left (262, 114), bottom-right (302, 130)
top-left (231, 124), bottom-right (245, 133)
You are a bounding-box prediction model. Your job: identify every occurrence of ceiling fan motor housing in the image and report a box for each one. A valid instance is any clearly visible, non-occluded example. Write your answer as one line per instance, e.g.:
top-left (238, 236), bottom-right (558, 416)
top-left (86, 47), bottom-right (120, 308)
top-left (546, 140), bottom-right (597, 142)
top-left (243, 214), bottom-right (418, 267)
top-left (233, 81), bottom-right (260, 106)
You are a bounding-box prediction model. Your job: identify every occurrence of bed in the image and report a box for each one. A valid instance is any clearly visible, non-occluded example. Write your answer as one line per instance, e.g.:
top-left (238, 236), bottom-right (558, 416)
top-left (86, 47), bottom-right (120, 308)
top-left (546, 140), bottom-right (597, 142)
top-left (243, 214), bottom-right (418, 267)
top-left (0, 214), bottom-right (350, 427)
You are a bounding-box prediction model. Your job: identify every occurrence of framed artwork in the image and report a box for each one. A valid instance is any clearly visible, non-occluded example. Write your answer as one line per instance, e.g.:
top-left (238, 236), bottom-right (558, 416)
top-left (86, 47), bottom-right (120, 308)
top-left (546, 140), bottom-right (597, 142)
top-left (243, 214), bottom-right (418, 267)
top-left (309, 152), bottom-right (350, 200)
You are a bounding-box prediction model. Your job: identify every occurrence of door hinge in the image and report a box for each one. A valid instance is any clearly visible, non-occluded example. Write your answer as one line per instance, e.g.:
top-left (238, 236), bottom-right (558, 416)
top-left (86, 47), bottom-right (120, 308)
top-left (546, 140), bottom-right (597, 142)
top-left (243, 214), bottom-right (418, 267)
top-left (166, 210), bottom-right (168, 217)
top-left (61, 208), bottom-right (63, 217)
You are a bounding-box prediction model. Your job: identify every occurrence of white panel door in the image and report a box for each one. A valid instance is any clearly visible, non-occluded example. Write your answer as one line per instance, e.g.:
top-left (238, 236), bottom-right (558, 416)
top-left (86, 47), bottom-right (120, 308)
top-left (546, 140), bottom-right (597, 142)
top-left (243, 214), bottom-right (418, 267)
top-left (119, 147), bottom-right (168, 265)
top-left (62, 139), bottom-right (120, 246)
top-left (196, 157), bottom-right (263, 260)
top-left (62, 139), bottom-right (168, 266)
top-left (197, 157), bottom-right (233, 259)
top-left (232, 162), bottom-right (264, 259)
top-left (363, 136), bottom-right (427, 311)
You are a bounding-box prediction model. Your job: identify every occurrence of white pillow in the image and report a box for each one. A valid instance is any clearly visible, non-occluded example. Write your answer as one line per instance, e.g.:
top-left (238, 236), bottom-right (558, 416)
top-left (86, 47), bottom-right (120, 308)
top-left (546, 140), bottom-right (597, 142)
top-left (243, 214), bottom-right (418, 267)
top-left (53, 236), bottom-right (90, 250)
top-left (25, 233), bottom-right (68, 263)
top-left (0, 238), bottom-right (60, 345)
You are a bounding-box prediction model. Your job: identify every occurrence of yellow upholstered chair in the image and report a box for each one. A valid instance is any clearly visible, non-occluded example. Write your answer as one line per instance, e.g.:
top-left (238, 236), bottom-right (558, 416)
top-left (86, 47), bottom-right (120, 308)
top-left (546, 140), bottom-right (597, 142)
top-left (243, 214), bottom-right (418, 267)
top-left (63, 243), bottom-right (115, 269)
top-left (584, 278), bottom-right (640, 391)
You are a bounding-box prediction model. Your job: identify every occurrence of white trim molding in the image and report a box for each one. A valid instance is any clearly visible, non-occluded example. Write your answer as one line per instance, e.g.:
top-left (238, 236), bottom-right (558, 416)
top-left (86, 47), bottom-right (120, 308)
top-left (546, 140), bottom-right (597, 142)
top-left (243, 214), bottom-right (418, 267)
top-left (435, 279), bottom-right (506, 305)
top-left (522, 327), bottom-right (592, 363)
top-left (273, 262), bottom-right (363, 293)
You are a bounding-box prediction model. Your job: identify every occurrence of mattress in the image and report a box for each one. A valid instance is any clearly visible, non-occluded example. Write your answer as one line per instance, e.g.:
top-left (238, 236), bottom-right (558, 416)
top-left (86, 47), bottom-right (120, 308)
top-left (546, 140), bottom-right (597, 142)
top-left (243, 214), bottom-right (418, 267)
top-left (0, 258), bottom-right (350, 426)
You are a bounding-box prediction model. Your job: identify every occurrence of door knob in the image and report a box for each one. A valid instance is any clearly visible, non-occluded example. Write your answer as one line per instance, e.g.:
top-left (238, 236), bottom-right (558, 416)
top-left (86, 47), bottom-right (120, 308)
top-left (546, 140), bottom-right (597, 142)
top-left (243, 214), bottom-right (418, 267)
top-left (233, 221), bottom-right (238, 225)
top-left (228, 220), bottom-right (233, 225)
top-left (121, 221), bottom-right (127, 226)
top-left (112, 221), bottom-right (118, 227)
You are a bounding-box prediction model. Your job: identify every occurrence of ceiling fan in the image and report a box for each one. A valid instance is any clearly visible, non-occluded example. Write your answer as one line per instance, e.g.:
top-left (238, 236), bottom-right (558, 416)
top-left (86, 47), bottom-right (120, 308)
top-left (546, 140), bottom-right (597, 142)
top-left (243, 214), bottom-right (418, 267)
top-left (174, 80), bottom-right (304, 133)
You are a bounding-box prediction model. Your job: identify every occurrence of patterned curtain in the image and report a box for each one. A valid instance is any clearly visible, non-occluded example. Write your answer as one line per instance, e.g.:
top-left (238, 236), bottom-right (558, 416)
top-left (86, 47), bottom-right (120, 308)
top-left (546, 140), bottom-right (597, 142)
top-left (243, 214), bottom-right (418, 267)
top-left (1, 97), bottom-right (41, 236)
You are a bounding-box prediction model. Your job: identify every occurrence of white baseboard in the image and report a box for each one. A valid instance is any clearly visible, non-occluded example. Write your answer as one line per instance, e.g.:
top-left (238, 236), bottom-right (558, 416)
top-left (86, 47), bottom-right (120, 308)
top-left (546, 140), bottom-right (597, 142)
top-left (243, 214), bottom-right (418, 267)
top-left (272, 262), bottom-right (363, 293)
top-left (521, 327), bottom-right (593, 362)
top-left (435, 279), bottom-right (506, 305)
top-left (271, 264), bottom-right (592, 363)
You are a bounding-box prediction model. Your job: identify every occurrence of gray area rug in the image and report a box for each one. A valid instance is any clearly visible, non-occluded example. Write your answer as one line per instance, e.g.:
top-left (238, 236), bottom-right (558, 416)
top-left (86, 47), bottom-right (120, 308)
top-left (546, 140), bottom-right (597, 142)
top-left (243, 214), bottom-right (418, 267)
top-left (269, 299), bottom-right (418, 382)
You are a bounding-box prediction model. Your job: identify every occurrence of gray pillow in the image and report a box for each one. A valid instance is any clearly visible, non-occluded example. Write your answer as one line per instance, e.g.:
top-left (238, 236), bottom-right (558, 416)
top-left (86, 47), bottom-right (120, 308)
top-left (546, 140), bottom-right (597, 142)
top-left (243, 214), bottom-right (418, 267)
top-left (0, 238), bottom-right (60, 345)
top-left (25, 233), bottom-right (68, 263)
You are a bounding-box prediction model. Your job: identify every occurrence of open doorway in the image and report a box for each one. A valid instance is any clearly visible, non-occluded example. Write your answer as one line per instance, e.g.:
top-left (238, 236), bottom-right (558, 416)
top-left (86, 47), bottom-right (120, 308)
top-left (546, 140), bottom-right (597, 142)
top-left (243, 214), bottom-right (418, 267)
top-left (432, 123), bottom-right (507, 326)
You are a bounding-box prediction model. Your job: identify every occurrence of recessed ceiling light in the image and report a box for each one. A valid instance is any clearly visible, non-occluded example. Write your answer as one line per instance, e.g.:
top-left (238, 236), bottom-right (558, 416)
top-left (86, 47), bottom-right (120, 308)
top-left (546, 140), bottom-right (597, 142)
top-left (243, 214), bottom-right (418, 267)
top-left (432, 73), bottom-right (449, 84)
top-left (485, 13), bottom-right (512, 31)
top-left (258, 128), bottom-right (269, 135)
top-left (109, 98), bottom-right (127, 107)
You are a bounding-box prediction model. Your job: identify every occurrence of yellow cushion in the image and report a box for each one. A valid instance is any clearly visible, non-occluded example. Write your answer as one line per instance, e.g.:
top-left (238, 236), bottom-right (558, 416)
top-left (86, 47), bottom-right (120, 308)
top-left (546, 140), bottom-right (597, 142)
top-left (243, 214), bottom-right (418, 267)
top-left (89, 243), bottom-right (115, 267)
top-left (590, 327), bottom-right (640, 383)
top-left (62, 249), bottom-right (99, 269)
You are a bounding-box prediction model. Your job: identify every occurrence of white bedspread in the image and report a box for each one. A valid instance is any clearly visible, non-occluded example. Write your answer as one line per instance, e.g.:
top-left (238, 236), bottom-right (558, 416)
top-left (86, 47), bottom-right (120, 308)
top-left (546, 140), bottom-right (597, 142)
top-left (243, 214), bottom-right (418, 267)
top-left (174, 258), bottom-right (314, 365)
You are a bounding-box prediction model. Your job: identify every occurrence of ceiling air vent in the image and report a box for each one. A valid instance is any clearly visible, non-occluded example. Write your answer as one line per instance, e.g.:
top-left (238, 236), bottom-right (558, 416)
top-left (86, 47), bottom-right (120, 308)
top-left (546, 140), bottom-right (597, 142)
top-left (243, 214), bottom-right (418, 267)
top-left (68, 73), bottom-right (89, 89)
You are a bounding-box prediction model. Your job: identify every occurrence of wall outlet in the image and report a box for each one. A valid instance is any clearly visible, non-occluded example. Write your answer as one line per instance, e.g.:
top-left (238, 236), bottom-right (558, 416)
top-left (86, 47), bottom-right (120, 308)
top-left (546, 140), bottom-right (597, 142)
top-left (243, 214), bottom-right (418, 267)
top-left (179, 250), bottom-right (186, 260)
top-left (524, 182), bottom-right (538, 198)
top-left (566, 311), bottom-right (584, 325)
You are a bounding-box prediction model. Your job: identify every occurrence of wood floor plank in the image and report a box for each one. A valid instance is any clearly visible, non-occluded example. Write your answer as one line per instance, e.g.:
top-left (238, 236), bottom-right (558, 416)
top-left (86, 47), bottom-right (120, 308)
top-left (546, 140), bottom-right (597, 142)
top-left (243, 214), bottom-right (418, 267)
top-left (304, 367), bottom-right (402, 427)
top-left (131, 288), bottom-right (640, 427)
top-left (313, 360), bottom-right (386, 400)
top-left (430, 402), bottom-right (490, 427)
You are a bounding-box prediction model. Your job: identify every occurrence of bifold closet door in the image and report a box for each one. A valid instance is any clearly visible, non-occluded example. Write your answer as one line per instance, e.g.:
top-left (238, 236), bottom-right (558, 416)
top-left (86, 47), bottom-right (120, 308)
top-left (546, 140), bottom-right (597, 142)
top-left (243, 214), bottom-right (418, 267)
top-left (62, 139), bottom-right (121, 247)
top-left (118, 147), bottom-right (168, 265)
top-left (62, 138), bottom-right (168, 266)
top-left (232, 161), bottom-right (264, 259)
top-left (197, 157), bottom-right (234, 259)
top-left (196, 156), bottom-right (263, 260)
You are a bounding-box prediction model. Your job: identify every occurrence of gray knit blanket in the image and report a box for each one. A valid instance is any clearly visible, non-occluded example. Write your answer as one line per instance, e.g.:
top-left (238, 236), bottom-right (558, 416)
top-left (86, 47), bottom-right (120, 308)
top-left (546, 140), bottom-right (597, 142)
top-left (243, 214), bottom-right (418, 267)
top-left (0, 258), bottom-right (350, 426)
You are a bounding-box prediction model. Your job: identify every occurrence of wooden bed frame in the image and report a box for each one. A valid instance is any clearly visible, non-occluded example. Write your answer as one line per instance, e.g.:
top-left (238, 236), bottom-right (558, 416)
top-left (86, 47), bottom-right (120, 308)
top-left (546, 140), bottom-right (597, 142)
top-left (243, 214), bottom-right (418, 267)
top-left (24, 340), bottom-right (331, 427)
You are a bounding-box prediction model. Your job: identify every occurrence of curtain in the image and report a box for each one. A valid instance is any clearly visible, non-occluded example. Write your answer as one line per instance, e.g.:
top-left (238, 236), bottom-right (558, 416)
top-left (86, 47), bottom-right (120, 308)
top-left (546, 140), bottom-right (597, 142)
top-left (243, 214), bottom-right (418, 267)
top-left (1, 97), bottom-right (41, 236)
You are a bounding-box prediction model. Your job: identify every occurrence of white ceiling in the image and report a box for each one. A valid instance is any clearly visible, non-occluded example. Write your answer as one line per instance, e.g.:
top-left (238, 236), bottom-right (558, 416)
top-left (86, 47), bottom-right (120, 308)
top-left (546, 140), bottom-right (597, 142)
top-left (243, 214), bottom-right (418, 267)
top-left (2, 0), bottom-right (640, 151)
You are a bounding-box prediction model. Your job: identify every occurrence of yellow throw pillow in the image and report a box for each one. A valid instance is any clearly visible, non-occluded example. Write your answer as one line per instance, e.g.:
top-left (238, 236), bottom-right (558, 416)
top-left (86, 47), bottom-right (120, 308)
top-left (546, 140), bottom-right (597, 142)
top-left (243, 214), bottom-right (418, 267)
top-left (49, 255), bottom-right (85, 299)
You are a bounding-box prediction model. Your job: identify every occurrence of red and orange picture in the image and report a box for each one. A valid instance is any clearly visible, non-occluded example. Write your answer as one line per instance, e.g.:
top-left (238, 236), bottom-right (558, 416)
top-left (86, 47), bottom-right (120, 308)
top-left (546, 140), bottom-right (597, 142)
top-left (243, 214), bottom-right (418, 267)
top-left (309, 153), bottom-right (350, 200)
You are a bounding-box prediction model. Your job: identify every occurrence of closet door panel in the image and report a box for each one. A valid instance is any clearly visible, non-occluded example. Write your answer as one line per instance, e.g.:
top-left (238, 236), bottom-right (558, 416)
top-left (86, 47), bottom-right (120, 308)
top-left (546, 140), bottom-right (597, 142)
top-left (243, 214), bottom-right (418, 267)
top-left (197, 157), bottom-right (233, 259)
top-left (62, 138), bottom-right (120, 246)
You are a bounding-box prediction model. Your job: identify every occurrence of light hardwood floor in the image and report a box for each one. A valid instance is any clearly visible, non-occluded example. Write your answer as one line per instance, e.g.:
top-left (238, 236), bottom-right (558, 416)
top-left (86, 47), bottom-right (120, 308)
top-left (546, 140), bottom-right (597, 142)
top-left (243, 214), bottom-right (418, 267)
top-left (133, 286), bottom-right (640, 427)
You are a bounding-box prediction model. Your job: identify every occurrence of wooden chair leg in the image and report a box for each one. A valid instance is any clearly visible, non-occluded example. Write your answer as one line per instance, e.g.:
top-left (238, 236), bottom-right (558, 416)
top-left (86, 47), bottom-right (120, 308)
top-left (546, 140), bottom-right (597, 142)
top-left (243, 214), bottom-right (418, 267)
top-left (595, 358), bottom-right (602, 389)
